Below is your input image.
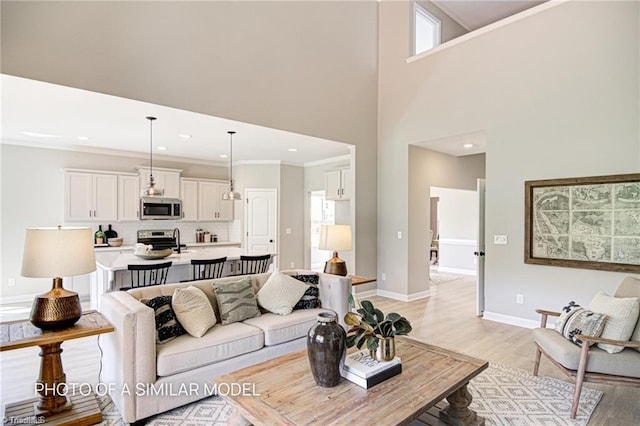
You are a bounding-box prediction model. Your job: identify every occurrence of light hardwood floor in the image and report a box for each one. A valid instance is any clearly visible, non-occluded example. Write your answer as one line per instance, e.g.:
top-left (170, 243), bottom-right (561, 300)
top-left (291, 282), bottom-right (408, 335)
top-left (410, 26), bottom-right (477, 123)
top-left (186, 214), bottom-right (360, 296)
top-left (1, 276), bottom-right (638, 424)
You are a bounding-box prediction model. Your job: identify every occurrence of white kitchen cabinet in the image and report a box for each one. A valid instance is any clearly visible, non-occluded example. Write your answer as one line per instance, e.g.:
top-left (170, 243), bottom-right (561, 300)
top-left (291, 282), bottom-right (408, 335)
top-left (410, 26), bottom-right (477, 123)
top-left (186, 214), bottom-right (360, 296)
top-left (325, 169), bottom-right (351, 201)
top-left (138, 167), bottom-right (181, 198)
top-left (180, 178), bottom-right (199, 221)
top-left (64, 171), bottom-right (117, 222)
top-left (118, 174), bottom-right (140, 221)
top-left (199, 180), bottom-right (233, 221)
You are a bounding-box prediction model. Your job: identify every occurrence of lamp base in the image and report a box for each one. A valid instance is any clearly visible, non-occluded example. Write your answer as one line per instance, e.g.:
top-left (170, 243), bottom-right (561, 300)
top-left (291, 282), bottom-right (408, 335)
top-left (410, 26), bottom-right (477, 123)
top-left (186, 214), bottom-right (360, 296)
top-left (323, 251), bottom-right (348, 276)
top-left (30, 278), bottom-right (82, 331)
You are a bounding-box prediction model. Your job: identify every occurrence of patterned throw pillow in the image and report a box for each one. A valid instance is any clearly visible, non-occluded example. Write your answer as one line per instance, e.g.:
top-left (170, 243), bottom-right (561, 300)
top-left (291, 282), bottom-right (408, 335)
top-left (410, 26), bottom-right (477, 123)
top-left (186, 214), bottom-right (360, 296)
top-left (588, 292), bottom-right (640, 353)
top-left (141, 295), bottom-right (186, 344)
top-left (172, 286), bottom-right (216, 338)
top-left (212, 277), bottom-right (261, 325)
top-left (555, 301), bottom-right (606, 346)
top-left (292, 274), bottom-right (322, 310)
top-left (256, 272), bottom-right (310, 315)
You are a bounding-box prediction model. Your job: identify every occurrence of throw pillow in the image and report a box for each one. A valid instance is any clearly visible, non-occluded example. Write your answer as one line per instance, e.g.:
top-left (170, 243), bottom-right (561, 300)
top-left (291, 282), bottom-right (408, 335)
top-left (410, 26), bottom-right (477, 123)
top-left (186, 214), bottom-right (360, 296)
top-left (212, 277), bottom-right (261, 325)
top-left (257, 272), bottom-right (310, 315)
top-left (588, 291), bottom-right (640, 354)
top-left (554, 301), bottom-right (606, 346)
top-left (292, 274), bottom-right (322, 310)
top-left (172, 286), bottom-right (217, 338)
top-left (141, 295), bottom-right (186, 344)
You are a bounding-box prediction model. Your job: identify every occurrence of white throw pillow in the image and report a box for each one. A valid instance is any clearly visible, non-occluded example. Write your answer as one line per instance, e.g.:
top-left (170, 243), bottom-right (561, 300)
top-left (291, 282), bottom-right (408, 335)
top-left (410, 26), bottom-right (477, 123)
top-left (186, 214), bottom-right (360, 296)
top-left (172, 286), bottom-right (216, 337)
top-left (257, 271), bottom-right (310, 315)
top-left (588, 291), bottom-right (640, 354)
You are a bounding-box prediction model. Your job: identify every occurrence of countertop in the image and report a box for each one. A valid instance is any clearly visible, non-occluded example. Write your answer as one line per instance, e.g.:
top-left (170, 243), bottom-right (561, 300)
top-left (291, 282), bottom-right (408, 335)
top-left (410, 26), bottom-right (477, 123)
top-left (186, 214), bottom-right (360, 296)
top-left (93, 241), bottom-right (241, 252)
top-left (95, 246), bottom-right (274, 272)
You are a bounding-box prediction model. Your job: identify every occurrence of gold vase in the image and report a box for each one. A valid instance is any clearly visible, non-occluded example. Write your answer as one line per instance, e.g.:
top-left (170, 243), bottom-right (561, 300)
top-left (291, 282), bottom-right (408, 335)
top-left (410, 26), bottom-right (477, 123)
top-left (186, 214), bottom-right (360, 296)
top-left (370, 337), bottom-right (395, 361)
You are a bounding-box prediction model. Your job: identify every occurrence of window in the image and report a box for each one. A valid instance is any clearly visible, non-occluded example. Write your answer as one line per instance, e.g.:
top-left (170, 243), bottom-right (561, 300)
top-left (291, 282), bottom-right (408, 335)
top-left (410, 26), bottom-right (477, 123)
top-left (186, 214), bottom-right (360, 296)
top-left (413, 2), bottom-right (441, 55)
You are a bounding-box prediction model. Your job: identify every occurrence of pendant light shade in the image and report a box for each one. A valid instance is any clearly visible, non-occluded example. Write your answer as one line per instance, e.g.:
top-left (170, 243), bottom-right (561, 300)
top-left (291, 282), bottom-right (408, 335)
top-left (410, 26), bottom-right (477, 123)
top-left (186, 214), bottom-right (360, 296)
top-left (141, 116), bottom-right (164, 197)
top-left (222, 131), bottom-right (241, 201)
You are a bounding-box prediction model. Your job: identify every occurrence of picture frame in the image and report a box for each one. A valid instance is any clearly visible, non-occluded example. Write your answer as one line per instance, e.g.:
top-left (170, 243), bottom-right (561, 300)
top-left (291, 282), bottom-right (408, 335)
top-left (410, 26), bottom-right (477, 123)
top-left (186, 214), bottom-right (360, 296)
top-left (524, 173), bottom-right (640, 273)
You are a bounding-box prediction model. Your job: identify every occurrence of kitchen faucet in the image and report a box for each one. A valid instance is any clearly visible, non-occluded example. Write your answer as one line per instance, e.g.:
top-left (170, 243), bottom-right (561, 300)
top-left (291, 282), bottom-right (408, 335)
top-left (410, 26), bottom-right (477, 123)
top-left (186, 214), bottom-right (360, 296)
top-left (173, 227), bottom-right (181, 254)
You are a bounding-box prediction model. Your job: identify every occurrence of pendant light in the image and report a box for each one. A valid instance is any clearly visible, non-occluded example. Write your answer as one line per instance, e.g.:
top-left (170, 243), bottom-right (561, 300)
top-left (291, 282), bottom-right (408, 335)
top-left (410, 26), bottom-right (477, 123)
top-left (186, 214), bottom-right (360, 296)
top-left (141, 116), bottom-right (164, 197)
top-left (221, 131), bottom-right (241, 200)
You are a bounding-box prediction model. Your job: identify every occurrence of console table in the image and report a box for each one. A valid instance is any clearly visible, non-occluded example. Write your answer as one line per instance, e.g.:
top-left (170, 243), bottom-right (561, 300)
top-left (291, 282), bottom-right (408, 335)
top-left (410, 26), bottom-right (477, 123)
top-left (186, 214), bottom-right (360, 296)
top-left (0, 311), bottom-right (114, 426)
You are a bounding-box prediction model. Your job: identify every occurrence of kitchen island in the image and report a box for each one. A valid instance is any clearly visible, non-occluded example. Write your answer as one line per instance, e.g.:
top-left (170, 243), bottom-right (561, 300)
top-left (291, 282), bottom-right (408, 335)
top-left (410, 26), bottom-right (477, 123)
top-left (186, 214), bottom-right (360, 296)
top-left (91, 247), bottom-right (275, 309)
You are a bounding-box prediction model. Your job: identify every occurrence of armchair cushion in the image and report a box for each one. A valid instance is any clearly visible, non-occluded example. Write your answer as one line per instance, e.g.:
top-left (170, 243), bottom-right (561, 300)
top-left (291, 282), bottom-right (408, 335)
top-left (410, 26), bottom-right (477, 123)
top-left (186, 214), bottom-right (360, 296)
top-left (554, 301), bottom-right (606, 346)
top-left (588, 291), bottom-right (640, 353)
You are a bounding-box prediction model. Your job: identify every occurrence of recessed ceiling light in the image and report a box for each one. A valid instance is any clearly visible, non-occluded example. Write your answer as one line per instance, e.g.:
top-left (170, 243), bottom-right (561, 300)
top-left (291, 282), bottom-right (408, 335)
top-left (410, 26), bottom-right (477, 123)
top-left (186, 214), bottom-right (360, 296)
top-left (178, 134), bottom-right (192, 139)
top-left (463, 143), bottom-right (474, 149)
top-left (77, 136), bottom-right (89, 141)
top-left (288, 148), bottom-right (298, 152)
top-left (157, 146), bottom-right (167, 151)
top-left (219, 154), bottom-right (228, 158)
top-left (22, 131), bottom-right (62, 138)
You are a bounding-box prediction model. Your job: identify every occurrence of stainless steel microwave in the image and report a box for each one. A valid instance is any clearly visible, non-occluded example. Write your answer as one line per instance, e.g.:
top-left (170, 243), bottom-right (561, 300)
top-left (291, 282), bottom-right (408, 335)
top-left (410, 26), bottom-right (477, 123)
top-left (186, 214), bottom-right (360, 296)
top-left (140, 197), bottom-right (182, 220)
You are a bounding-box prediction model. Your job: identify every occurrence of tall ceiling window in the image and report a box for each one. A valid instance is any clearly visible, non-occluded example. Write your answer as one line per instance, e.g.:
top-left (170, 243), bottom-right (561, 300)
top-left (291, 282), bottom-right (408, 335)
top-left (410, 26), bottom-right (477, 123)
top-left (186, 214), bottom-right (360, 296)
top-left (414, 2), bottom-right (441, 55)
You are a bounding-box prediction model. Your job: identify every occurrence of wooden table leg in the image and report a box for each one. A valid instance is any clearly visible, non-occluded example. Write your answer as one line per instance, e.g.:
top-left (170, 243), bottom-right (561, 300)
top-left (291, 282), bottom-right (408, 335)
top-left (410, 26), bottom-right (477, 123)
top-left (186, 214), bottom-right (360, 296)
top-left (438, 383), bottom-right (484, 426)
top-left (34, 342), bottom-right (72, 415)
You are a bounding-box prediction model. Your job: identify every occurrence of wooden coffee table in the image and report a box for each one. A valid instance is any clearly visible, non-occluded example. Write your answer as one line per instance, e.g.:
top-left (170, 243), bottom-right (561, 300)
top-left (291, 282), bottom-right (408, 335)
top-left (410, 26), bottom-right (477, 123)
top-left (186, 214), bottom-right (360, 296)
top-left (216, 337), bottom-right (488, 425)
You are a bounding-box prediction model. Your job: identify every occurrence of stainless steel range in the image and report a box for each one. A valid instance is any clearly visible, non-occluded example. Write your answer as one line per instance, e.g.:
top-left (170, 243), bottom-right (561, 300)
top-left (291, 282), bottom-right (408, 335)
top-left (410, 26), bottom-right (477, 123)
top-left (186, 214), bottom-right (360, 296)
top-left (137, 229), bottom-right (181, 251)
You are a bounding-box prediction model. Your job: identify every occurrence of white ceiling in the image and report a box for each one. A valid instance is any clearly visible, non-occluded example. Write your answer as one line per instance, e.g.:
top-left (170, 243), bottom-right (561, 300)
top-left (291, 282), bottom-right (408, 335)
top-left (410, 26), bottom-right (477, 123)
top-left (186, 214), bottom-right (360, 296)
top-left (432, 0), bottom-right (545, 31)
top-left (1, 75), bottom-right (352, 166)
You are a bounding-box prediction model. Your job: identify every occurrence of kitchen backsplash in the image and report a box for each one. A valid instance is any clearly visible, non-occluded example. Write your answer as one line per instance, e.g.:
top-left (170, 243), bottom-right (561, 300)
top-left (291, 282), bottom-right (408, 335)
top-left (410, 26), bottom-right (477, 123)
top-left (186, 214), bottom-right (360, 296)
top-left (74, 220), bottom-right (242, 246)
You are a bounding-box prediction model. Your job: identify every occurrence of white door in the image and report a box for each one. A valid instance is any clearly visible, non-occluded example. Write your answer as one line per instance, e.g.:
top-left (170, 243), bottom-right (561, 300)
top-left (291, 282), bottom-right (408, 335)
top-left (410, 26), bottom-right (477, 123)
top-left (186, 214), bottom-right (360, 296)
top-left (245, 189), bottom-right (277, 256)
top-left (475, 179), bottom-right (486, 316)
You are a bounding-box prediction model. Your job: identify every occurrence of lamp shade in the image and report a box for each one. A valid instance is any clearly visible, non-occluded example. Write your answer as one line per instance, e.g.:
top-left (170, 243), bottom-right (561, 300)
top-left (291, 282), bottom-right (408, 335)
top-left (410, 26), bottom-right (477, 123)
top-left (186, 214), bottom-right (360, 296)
top-left (318, 225), bottom-right (352, 252)
top-left (21, 227), bottom-right (96, 278)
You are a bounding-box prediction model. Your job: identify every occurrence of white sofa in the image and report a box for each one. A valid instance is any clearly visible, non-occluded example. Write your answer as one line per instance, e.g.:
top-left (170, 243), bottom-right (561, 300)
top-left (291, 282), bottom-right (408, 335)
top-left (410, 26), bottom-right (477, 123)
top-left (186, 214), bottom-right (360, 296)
top-left (100, 270), bottom-right (351, 424)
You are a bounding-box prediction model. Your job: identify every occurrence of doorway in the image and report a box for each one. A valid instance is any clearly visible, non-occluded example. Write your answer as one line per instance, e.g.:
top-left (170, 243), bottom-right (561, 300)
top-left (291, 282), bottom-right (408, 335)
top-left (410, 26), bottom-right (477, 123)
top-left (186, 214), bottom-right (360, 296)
top-left (245, 188), bottom-right (277, 262)
top-left (309, 190), bottom-right (335, 271)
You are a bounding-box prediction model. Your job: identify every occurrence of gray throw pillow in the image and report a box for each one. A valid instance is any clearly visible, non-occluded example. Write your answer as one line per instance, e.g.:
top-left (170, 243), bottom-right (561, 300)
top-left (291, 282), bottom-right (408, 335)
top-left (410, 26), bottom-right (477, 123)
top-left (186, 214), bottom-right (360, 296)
top-left (212, 277), bottom-right (261, 325)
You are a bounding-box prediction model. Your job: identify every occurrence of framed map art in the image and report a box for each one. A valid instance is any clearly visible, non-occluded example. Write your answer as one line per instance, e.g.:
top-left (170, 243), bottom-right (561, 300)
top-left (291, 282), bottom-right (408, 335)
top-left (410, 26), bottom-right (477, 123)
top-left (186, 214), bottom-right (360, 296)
top-left (525, 173), bottom-right (640, 273)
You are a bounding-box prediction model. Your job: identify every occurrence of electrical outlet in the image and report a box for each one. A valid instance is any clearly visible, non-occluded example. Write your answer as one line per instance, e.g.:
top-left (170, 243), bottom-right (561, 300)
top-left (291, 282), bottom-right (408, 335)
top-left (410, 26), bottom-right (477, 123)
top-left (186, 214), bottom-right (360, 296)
top-left (494, 235), bottom-right (508, 245)
top-left (290, 262), bottom-right (295, 268)
top-left (516, 294), bottom-right (524, 304)
top-left (397, 231), bottom-right (402, 239)
top-left (381, 273), bottom-right (386, 281)
top-left (8, 278), bottom-right (15, 287)
top-left (285, 228), bottom-right (292, 235)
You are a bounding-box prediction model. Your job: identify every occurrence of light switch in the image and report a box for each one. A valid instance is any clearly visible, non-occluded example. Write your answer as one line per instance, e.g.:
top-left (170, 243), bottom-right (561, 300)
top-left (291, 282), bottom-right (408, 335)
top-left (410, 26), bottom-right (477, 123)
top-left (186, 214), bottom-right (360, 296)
top-left (397, 231), bottom-right (402, 239)
top-left (494, 235), bottom-right (508, 245)
top-left (285, 228), bottom-right (292, 235)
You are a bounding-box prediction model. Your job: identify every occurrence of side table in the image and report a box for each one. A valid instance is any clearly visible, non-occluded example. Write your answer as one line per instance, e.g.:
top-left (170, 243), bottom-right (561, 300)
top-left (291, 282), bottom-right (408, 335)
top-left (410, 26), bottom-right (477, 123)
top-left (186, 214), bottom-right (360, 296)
top-left (1, 310), bottom-right (114, 426)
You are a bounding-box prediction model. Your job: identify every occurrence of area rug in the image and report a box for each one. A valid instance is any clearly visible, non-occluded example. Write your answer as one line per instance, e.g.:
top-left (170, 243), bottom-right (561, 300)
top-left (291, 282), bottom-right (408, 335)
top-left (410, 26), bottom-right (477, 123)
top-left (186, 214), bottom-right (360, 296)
top-left (430, 271), bottom-right (467, 285)
top-left (98, 364), bottom-right (601, 425)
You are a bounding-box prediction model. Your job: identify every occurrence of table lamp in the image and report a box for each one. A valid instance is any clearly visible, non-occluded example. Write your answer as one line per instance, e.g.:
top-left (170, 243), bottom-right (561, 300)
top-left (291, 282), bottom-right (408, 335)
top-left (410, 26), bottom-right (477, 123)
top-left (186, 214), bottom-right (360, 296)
top-left (318, 224), bottom-right (352, 276)
top-left (21, 226), bottom-right (96, 330)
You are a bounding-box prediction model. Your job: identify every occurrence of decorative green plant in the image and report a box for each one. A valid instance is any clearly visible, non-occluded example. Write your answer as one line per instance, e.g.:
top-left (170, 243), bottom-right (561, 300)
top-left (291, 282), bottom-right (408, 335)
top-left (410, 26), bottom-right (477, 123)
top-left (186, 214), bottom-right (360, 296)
top-left (344, 300), bottom-right (412, 351)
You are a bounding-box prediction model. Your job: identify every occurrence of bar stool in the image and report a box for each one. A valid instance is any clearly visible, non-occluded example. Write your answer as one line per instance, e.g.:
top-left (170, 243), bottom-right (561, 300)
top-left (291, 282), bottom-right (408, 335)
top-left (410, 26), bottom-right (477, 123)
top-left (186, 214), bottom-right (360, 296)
top-left (191, 257), bottom-right (227, 280)
top-left (122, 261), bottom-right (172, 290)
top-left (237, 254), bottom-right (271, 275)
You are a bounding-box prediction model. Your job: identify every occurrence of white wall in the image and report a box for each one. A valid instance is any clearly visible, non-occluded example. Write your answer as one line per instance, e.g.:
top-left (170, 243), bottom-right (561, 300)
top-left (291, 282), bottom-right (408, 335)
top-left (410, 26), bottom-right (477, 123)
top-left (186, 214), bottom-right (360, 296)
top-left (380, 1), bottom-right (640, 320)
top-left (431, 186), bottom-right (477, 274)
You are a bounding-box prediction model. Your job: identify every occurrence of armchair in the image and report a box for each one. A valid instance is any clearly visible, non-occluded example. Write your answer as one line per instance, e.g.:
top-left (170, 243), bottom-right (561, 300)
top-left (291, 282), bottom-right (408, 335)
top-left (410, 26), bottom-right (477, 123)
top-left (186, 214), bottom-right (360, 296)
top-left (532, 276), bottom-right (640, 419)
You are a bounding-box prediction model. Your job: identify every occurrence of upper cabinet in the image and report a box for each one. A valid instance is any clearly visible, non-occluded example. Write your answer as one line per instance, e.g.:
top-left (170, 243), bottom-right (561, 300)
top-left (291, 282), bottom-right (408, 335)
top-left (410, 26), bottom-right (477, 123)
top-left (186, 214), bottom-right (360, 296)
top-left (138, 167), bottom-right (181, 199)
top-left (117, 174), bottom-right (140, 221)
top-left (64, 171), bottom-right (118, 222)
top-left (180, 178), bottom-right (233, 222)
top-left (325, 169), bottom-right (352, 201)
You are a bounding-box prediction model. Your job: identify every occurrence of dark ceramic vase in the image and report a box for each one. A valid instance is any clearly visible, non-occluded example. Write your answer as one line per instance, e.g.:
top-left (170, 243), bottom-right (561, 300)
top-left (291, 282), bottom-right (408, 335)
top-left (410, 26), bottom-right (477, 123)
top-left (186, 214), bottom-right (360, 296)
top-left (307, 311), bottom-right (346, 387)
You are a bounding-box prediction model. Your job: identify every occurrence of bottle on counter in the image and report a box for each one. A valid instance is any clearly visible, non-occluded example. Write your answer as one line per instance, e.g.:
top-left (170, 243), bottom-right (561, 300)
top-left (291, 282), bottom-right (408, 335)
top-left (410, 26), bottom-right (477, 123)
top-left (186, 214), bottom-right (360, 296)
top-left (105, 224), bottom-right (118, 243)
top-left (95, 225), bottom-right (105, 245)
top-left (195, 228), bottom-right (203, 243)
top-left (212, 234), bottom-right (218, 242)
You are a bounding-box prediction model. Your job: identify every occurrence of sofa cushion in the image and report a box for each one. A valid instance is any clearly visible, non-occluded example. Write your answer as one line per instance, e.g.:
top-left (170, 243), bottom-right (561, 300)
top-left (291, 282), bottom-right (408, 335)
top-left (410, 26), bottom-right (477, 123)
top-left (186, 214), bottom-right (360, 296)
top-left (588, 291), bottom-right (640, 353)
top-left (172, 286), bottom-right (216, 338)
top-left (156, 322), bottom-right (264, 377)
top-left (292, 274), bottom-right (321, 310)
top-left (257, 271), bottom-right (309, 315)
top-left (243, 309), bottom-right (323, 346)
top-left (212, 277), bottom-right (261, 325)
top-left (554, 301), bottom-right (606, 346)
top-left (533, 327), bottom-right (640, 378)
top-left (140, 295), bottom-right (186, 344)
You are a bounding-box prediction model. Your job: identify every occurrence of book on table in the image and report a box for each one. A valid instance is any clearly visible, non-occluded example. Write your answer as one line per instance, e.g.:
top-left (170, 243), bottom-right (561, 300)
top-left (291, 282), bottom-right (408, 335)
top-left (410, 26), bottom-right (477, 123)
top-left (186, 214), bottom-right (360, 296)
top-left (341, 349), bottom-right (402, 388)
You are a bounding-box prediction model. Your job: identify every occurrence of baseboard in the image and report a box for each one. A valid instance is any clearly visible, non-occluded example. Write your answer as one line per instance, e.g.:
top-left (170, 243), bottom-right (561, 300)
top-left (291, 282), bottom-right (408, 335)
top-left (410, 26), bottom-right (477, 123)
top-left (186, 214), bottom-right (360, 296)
top-left (482, 311), bottom-right (541, 329)
top-left (435, 267), bottom-right (476, 276)
top-left (376, 289), bottom-right (432, 302)
top-left (353, 289), bottom-right (378, 299)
